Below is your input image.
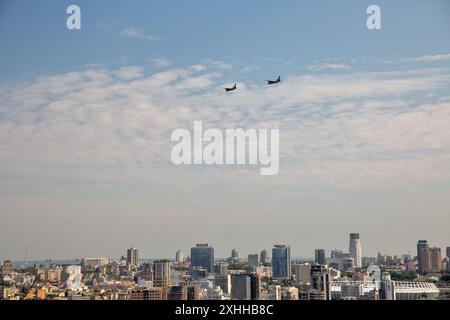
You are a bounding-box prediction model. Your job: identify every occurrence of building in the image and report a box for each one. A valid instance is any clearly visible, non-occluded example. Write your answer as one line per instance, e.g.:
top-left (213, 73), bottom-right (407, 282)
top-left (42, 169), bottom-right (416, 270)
top-left (349, 233), bottom-right (362, 268)
top-left (248, 254), bottom-right (259, 269)
top-left (446, 246), bottom-right (450, 259)
top-left (191, 244), bottom-right (214, 273)
top-left (1, 260), bottom-right (13, 275)
top-left (342, 258), bottom-right (354, 272)
top-left (168, 285), bottom-right (188, 300)
top-left (417, 240), bottom-right (430, 273)
top-left (260, 250), bottom-right (268, 264)
top-left (283, 287), bottom-right (299, 300)
top-left (331, 279), bottom-right (439, 300)
top-left (153, 260), bottom-right (170, 299)
top-left (430, 247), bottom-right (442, 272)
top-left (144, 287), bottom-right (163, 300)
top-left (315, 249), bottom-right (326, 265)
top-left (231, 274), bottom-right (251, 300)
top-left (126, 247), bottom-right (139, 268)
top-left (215, 274), bottom-right (231, 294)
top-left (268, 285), bottom-right (282, 300)
top-left (250, 273), bottom-right (261, 300)
top-left (187, 286), bottom-right (203, 300)
top-left (310, 264), bottom-right (331, 300)
top-left (207, 286), bottom-right (226, 300)
top-left (175, 250), bottom-right (184, 263)
top-left (83, 257), bottom-right (110, 267)
top-left (272, 245), bottom-right (291, 279)
top-left (231, 248), bottom-right (240, 260)
top-left (294, 263), bottom-right (311, 284)
top-left (215, 262), bottom-right (229, 275)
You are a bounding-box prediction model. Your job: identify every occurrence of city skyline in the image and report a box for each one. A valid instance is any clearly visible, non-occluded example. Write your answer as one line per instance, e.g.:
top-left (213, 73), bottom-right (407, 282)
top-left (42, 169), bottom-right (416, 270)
top-left (2, 235), bottom-right (448, 263)
top-left (1, 1), bottom-right (450, 261)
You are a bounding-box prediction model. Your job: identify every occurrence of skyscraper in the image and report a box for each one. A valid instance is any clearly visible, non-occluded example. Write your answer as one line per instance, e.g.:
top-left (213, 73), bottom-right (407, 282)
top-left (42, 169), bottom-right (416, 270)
top-left (1, 260), bottom-right (13, 275)
top-left (310, 264), bottom-right (331, 300)
top-left (248, 254), bottom-right (259, 269)
top-left (153, 260), bottom-right (170, 300)
top-left (349, 233), bottom-right (362, 268)
top-left (315, 249), bottom-right (326, 265)
top-left (191, 244), bottom-right (214, 273)
top-left (231, 274), bottom-right (251, 300)
top-left (446, 247), bottom-right (450, 259)
top-left (231, 248), bottom-right (240, 260)
top-left (175, 249), bottom-right (184, 263)
top-left (272, 245), bottom-right (291, 279)
top-left (260, 249), bottom-right (268, 264)
top-left (417, 240), bottom-right (430, 273)
top-left (430, 247), bottom-right (442, 272)
top-left (294, 263), bottom-right (311, 284)
top-left (126, 247), bottom-right (139, 268)
top-left (250, 273), bottom-right (261, 300)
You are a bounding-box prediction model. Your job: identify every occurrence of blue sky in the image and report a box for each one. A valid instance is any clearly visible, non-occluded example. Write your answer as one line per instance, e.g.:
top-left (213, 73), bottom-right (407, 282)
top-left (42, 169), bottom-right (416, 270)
top-left (0, 1), bottom-right (450, 260)
top-left (1, 0), bottom-right (450, 81)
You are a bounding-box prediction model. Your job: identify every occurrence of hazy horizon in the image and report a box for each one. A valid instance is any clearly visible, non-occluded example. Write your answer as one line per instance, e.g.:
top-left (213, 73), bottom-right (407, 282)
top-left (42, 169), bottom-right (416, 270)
top-left (1, 0), bottom-right (449, 261)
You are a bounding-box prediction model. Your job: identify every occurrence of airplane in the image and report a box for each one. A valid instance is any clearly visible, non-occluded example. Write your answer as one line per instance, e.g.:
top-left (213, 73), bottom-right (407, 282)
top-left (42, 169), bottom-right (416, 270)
top-left (225, 83), bottom-right (237, 92)
top-left (266, 76), bottom-right (281, 85)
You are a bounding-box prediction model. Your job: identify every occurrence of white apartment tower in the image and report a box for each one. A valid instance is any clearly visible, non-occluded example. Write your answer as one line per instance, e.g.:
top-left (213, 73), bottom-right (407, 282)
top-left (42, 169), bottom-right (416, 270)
top-left (349, 233), bottom-right (362, 268)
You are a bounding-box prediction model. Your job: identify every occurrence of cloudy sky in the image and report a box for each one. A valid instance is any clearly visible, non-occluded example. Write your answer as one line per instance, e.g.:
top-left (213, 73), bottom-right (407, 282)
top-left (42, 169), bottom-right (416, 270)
top-left (0, 0), bottom-right (449, 261)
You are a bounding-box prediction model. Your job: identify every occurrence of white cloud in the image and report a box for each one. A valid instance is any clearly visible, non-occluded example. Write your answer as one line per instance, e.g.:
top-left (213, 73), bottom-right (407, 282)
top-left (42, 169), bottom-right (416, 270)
top-left (308, 63), bottom-right (350, 71)
top-left (402, 53), bottom-right (450, 63)
top-left (1, 64), bottom-right (450, 190)
top-left (119, 27), bottom-right (159, 41)
top-left (151, 57), bottom-right (173, 68)
top-left (114, 66), bottom-right (145, 80)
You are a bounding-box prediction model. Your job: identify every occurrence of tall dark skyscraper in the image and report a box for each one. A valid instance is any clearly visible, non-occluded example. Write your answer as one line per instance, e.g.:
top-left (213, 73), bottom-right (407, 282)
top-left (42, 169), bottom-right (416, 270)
top-left (191, 244), bottom-right (214, 273)
top-left (315, 249), bottom-right (326, 265)
top-left (250, 273), bottom-right (261, 300)
top-left (446, 246), bottom-right (450, 259)
top-left (272, 245), bottom-right (291, 279)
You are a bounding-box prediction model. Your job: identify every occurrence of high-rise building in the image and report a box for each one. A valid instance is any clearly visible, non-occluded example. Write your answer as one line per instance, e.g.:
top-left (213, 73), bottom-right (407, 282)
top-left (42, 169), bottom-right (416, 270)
top-left (126, 247), bottom-right (139, 268)
top-left (430, 247), bottom-right (442, 272)
top-left (1, 260), bottom-right (13, 275)
top-left (248, 254), bottom-right (259, 269)
top-left (231, 274), bottom-right (251, 300)
top-left (231, 248), bottom-right (240, 260)
top-left (250, 273), bottom-right (261, 300)
top-left (260, 250), bottom-right (268, 264)
top-left (176, 250), bottom-right (184, 263)
top-left (294, 263), bottom-right (311, 284)
top-left (417, 240), bottom-right (430, 273)
top-left (191, 244), bottom-right (214, 273)
top-left (349, 233), bottom-right (362, 268)
top-left (272, 245), bottom-right (291, 279)
top-left (153, 260), bottom-right (170, 299)
top-left (315, 249), bottom-right (326, 265)
top-left (446, 247), bottom-right (450, 259)
top-left (310, 264), bottom-right (331, 300)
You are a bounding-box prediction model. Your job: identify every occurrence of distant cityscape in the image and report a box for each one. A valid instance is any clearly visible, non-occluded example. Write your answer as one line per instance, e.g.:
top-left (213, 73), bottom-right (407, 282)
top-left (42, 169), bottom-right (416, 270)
top-left (1, 234), bottom-right (449, 300)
